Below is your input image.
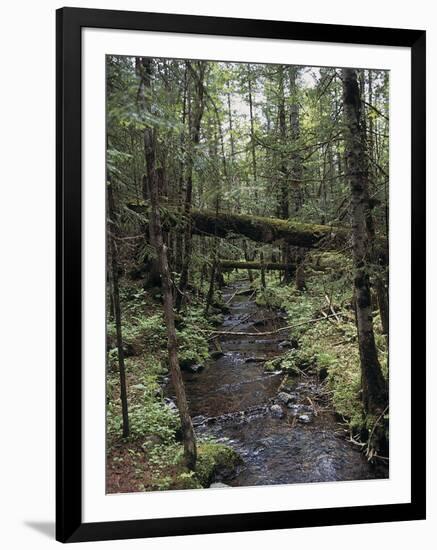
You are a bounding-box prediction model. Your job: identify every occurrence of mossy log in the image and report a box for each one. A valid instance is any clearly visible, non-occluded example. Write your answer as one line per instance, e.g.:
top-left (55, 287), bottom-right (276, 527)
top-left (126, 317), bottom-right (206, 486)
top-left (128, 204), bottom-right (348, 249)
top-left (220, 260), bottom-right (294, 271)
top-left (190, 209), bottom-right (348, 248)
top-left (128, 204), bottom-right (387, 262)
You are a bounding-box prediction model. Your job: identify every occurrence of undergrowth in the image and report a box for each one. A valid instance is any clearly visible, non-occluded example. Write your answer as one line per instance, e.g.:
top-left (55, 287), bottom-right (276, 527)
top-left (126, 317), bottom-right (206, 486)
top-left (106, 279), bottom-right (239, 492)
top-left (254, 256), bottom-right (388, 444)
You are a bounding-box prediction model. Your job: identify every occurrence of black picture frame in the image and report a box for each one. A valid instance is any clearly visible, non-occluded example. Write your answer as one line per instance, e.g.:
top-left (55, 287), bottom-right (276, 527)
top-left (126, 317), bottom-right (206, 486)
top-left (56, 6), bottom-right (426, 543)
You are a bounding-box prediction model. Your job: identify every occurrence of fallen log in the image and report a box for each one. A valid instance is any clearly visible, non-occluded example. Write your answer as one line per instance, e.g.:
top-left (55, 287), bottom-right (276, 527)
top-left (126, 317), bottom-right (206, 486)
top-left (128, 204), bottom-right (387, 262)
top-left (128, 203), bottom-right (349, 249)
top-left (219, 260), bottom-right (295, 271)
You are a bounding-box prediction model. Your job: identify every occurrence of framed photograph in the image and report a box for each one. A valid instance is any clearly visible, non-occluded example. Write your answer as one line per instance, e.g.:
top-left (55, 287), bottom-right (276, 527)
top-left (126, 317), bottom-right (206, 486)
top-left (56, 7), bottom-right (426, 543)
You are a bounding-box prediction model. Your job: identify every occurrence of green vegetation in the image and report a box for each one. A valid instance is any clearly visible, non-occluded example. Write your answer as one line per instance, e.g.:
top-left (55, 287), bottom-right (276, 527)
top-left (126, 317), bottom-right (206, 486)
top-left (255, 262), bottom-right (388, 442)
top-left (106, 56), bottom-right (389, 491)
top-left (106, 280), bottom-right (242, 492)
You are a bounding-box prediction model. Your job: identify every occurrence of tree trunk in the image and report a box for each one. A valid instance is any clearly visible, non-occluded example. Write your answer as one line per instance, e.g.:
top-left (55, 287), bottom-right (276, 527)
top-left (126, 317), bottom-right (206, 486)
top-left (204, 258), bottom-right (217, 315)
top-left (242, 240), bottom-right (253, 283)
top-left (277, 66), bottom-right (295, 284)
top-left (107, 182), bottom-right (129, 438)
top-left (175, 65), bottom-right (188, 274)
top-left (176, 61), bottom-right (206, 311)
top-left (294, 249), bottom-right (307, 291)
top-left (260, 251), bottom-right (266, 288)
top-left (289, 67), bottom-right (303, 213)
top-left (342, 68), bottom-right (387, 415)
top-left (139, 58), bottom-right (197, 470)
top-left (247, 64), bottom-right (258, 203)
top-left (375, 276), bottom-right (389, 341)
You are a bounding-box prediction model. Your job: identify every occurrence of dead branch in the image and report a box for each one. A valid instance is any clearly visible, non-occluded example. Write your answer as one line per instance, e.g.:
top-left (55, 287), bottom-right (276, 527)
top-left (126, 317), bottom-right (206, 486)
top-left (201, 313), bottom-right (342, 337)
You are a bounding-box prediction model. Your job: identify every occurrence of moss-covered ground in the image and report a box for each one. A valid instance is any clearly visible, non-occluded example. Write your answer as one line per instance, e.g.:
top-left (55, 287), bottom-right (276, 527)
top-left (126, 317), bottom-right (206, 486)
top-left (106, 280), bottom-right (240, 493)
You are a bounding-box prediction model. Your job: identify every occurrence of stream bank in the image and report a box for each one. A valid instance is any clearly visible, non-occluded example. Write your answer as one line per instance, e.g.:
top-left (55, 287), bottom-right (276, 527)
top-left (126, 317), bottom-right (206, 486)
top-left (170, 279), bottom-right (388, 486)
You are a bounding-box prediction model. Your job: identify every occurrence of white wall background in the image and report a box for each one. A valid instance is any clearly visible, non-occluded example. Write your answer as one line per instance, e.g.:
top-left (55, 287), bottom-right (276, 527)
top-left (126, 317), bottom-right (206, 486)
top-left (0, 1), bottom-right (434, 548)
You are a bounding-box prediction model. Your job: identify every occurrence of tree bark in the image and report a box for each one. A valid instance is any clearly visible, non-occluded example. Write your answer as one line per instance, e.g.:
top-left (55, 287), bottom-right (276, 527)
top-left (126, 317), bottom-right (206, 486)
top-left (139, 58), bottom-right (197, 470)
top-left (176, 61), bottom-right (207, 311)
top-left (107, 182), bottom-right (129, 438)
top-left (260, 252), bottom-right (266, 288)
top-left (342, 68), bottom-right (387, 415)
top-left (247, 64), bottom-right (258, 202)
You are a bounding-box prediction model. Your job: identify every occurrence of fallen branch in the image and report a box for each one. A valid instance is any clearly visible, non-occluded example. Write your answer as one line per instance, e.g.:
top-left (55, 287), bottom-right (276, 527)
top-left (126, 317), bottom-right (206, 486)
top-left (224, 287), bottom-right (240, 304)
top-left (325, 294), bottom-right (341, 322)
top-left (201, 313), bottom-right (342, 337)
top-left (366, 405), bottom-right (389, 459)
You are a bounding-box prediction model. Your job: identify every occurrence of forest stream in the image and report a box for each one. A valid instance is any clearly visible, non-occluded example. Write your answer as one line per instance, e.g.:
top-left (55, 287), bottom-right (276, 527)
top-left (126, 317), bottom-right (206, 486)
top-left (168, 280), bottom-right (387, 487)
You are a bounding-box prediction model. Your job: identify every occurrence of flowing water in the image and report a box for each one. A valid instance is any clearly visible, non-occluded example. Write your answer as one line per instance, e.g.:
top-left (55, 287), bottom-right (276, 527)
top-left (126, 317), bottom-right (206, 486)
top-left (171, 280), bottom-right (388, 487)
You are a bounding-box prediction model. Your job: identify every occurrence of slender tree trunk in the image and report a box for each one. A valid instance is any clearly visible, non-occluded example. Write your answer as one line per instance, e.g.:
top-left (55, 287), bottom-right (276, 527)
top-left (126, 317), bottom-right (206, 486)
top-left (367, 70), bottom-right (389, 343)
top-left (260, 251), bottom-right (266, 288)
top-left (139, 58), bottom-right (197, 470)
top-left (342, 68), bottom-right (387, 415)
top-left (277, 66), bottom-right (294, 284)
top-left (205, 258), bottom-right (217, 315)
top-left (376, 277), bottom-right (389, 341)
top-left (294, 249), bottom-right (306, 291)
top-left (175, 66), bottom-right (188, 274)
top-left (176, 61), bottom-right (206, 310)
top-left (278, 66), bottom-right (289, 220)
top-left (247, 64), bottom-right (258, 203)
top-left (107, 182), bottom-right (129, 438)
top-left (289, 67), bottom-right (306, 289)
top-left (242, 240), bottom-right (253, 283)
top-left (289, 67), bottom-right (303, 213)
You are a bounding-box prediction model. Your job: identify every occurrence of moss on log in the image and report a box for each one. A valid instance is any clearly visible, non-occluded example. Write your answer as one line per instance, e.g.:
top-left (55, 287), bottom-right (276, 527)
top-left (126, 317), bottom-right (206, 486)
top-left (220, 260), bottom-right (294, 271)
top-left (128, 203), bottom-right (349, 249)
top-left (190, 209), bottom-right (348, 248)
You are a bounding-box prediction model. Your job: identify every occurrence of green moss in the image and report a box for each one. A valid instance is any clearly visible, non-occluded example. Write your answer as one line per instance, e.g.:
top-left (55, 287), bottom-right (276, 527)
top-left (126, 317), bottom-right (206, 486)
top-left (255, 270), bottom-right (388, 442)
top-left (195, 443), bottom-right (242, 487)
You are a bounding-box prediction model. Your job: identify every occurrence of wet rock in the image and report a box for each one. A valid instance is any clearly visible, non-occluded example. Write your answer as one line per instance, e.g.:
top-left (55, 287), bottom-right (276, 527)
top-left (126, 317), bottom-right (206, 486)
top-left (181, 363), bottom-right (205, 374)
top-left (160, 376), bottom-right (170, 386)
top-left (245, 356), bottom-right (266, 363)
top-left (164, 398), bottom-right (177, 411)
top-left (270, 404), bottom-right (284, 418)
top-left (253, 319), bottom-right (269, 327)
top-left (192, 415), bottom-right (208, 426)
top-left (210, 482), bottom-right (231, 488)
top-left (288, 404), bottom-right (312, 417)
top-left (210, 350), bottom-right (225, 359)
top-left (318, 366), bottom-right (329, 381)
top-left (298, 414), bottom-right (312, 424)
top-left (277, 392), bottom-right (293, 405)
top-left (123, 342), bottom-right (137, 357)
top-left (279, 340), bottom-right (293, 349)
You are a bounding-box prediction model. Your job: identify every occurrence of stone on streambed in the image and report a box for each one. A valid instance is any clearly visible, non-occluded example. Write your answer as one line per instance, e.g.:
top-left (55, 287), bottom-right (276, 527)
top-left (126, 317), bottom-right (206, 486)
top-left (181, 363), bottom-right (205, 374)
top-left (276, 391), bottom-right (298, 405)
top-left (245, 356), bottom-right (267, 363)
top-left (270, 404), bottom-right (285, 418)
top-left (279, 340), bottom-right (293, 349)
top-left (210, 350), bottom-right (225, 359)
top-left (164, 398), bottom-right (177, 411)
top-left (278, 337), bottom-right (299, 349)
top-left (288, 403), bottom-right (313, 414)
top-left (191, 415), bottom-right (208, 426)
top-left (298, 414), bottom-right (313, 424)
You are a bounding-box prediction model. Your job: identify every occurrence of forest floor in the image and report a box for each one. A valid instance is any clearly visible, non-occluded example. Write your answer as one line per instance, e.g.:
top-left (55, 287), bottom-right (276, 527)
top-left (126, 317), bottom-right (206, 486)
top-left (106, 261), bottom-right (388, 493)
